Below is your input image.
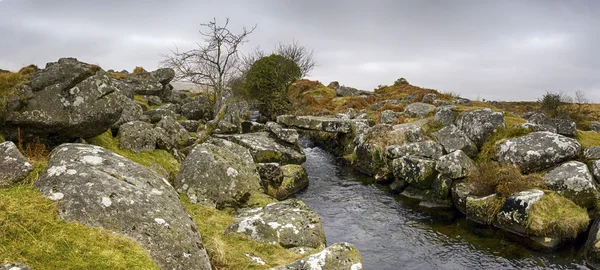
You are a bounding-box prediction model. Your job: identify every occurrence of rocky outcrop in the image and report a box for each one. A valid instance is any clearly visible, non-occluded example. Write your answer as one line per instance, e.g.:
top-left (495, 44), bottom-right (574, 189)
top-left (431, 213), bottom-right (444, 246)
top-left (494, 189), bottom-right (544, 235)
top-left (3, 58), bottom-right (124, 141)
top-left (180, 96), bottom-right (213, 121)
top-left (266, 122), bottom-right (299, 145)
top-left (586, 217), bottom-right (600, 269)
top-left (118, 121), bottom-right (160, 153)
top-left (544, 161), bottom-right (598, 209)
top-left (155, 116), bottom-right (191, 150)
top-left (225, 199), bottom-right (326, 249)
top-left (591, 122), bottom-right (600, 132)
top-left (143, 108), bottom-right (177, 123)
top-left (385, 141), bottom-right (443, 160)
top-left (277, 115), bottom-right (368, 134)
top-left (111, 95), bottom-right (143, 130)
top-left (391, 155), bottom-right (437, 190)
top-left (404, 102), bottom-right (436, 118)
top-left (380, 110), bottom-right (398, 124)
top-left (522, 113), bottom-right (577, 137)
top-left (220, 133), bottom-right (306, 165)
top-left (35, 144), bottom-right (211, 269)
top-left (242, 121), bottom-right (266, 133)
top-left (435, 150), bottom-right (473, 179)
top-left (496, 132), bottom-right (581, 173)
top-left (456, 109), bottom-right (505, 147)
top-left (180, 120), bottom-right (201, 133)
top-left (0, 141), bottom-right (33, 187)
top-left (331, 83), bottom-right (372, 97)
top-left (593, 160), bottom-right (600, 181)
top-left (433, 105), bottom-right (458, 126)
top-left (146, 96), bottom-right (162, 106)
top-left (175, 138), bottom-right (261, 209)
top-left (111, 68), bottom-right (174, 98)
top-left (258, 163), bottom-right (309, 200)
top-left (272, 242), bottom-right (363, 270)
top-left (584, 146), bottom-right (600, 160)
top-left (432, 125), bottom-right (478, 157)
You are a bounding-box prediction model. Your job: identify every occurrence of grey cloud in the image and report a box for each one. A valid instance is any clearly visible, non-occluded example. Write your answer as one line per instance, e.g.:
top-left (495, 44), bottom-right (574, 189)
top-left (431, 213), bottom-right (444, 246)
top-left (0, 0), bottom-right (598, 102)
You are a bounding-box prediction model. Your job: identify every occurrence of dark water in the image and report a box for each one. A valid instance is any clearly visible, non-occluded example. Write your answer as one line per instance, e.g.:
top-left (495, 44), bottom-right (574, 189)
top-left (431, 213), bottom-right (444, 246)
top-left (295, 143), bottom-right (589, 270)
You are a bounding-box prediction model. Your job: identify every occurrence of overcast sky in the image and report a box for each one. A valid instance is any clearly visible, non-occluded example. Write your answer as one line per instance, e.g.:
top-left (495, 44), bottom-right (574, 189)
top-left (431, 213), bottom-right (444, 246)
top-left (1, 0), bottom-right (598, 102)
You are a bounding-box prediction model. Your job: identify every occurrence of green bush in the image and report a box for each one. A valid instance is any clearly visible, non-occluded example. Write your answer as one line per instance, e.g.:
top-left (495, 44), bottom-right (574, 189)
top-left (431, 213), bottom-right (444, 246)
top-left (243, 54), bottom-right (301, 119)
top-left (394, 77), bottom-right (409, 85)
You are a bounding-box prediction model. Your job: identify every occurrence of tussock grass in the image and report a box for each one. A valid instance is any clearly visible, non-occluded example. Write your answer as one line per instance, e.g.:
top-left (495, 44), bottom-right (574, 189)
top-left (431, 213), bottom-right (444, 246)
top-left (467, 162), bottom-right (545, 198)
top-left (527, 192), bottom-right (590, 238)
top-left (182, 195), bottom-right (305, 269)
top-left (0, 186), bottom-right (158, 269)
top-left (477, 126), bottom-right (530, 162)
top-left (576, 130), bottom-right (600, 148)
top-left (87, 130), bottom-right (180, 181)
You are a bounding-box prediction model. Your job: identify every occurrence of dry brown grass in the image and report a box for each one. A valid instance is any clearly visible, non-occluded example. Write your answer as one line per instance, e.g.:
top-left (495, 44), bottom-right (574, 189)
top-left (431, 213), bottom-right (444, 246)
top-left (16, 129), bottom-right (49, 163)
top-left (132, 66), bottom-right (146, 74)
top-left (287, 80), bottom-right (336, 115)
top-left (467, 162), bottom-right (545, 198)
top-left (374, 83), bottom-right (452, 101)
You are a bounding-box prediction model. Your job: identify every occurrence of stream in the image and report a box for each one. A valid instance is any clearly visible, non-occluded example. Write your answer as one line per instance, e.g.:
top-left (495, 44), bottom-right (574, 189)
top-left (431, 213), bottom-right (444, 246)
top-left (294, 141), bottom-right (589, 269)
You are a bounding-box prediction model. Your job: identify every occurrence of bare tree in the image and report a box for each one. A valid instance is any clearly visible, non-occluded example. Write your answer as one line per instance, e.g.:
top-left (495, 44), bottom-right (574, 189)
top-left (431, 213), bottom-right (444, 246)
top-left (161, 18), bottom-right (255, 142)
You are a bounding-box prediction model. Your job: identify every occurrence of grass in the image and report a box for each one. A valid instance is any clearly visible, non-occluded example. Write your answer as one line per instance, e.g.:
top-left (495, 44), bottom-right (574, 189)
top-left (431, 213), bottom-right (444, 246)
top-left (504, 112), bottom-right (526, 127)
top-left (477, 126), bottom-right (531, 162)
top-left (421, 119), bottom-right (444, 137)
top-left (0, 186), bottom-right (158, 269)
top-left (287, 80), bottom-right (336, 115)
top-left (527, 192), bottom-right (590, 239)
top-left (182, 195), bottom-right (305, 269)
top-left (467, 162), bottom-right (545, 198)
top-left (87, 130), bottom-right (181, 182)
top-left (133, 66), bottom-right (146, 74)
top-left (576, 130), bottom-right (600, 148)
top-left (374, 82), bottom-right (452, 101)
top-left (0, 71), bottom-right (27, 115)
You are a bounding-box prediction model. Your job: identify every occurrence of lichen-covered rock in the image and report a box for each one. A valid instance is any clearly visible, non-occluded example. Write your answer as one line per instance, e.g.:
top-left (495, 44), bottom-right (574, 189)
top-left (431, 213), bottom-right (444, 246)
top-left (452, 97), bottom-right (472, 106)
top-left (495, 189), bottom-right (544, 235)
top-left (146, 96), bottom-right (162, 106)
top-left (435, 150), bottom-right (474, 179)
top-left (118, 121), bottom-right (159, 153)
top-left (545, 161), bottom-right (599, 209)
top-left (432, 125), bottom-right (478, 157)
top-left (180, 100), bottom-right (212, 121)
top-left (466, 194), bottom-right (498, 225)
top-left (269, 164), bottom-right (309, 200)
top-left (143, 108), bottom-right (176, 124)
top-left (155, 116), bottom-right (191, 150)
top-left (391, 122), bottom-right (426, 143)
top-left (593, 160), bottom-right (600, 181)
top-left (180, 120), bottom-right (201, 133)
top-left (523, 113), bottom-right (577, 137)
top-left (391, 155), bottom-right (437, 190)
top-left (1, 263), bottom-right (30, 270)
top-left (111, 95), bottom-right (143, 130)
top-left (271, 242), bottom-right (363, 270)
top-left (585, 216), bottom-right (600, 269)
top-left (0, 141), bottom-right (33, 187)
top-left (456, 109), bottom-right (506, 147)
top-left (380, 110), bottom-right (398, 124)
top-left (175, 138), bottom-right (262, 208)
top-left (266, 122), bottom-right (299, 145)
top-left (157, 103), bottom-right (181, 114)
top-left (257, 163), bottom-right (284, 190)
top-left (3, 58), bottom-right (124, 141)
top-left (220, 133), bottom-right (306, 165)
top-left (591, 122), bottom-right (600, 132)
top-left (421, 93), bottom-right (437, 104)
top-left (433, 105), bottom-right (458, 126)
top-left (242, 121), bottom-right (266, 133)
top-left (496, 132), bottom-right (581, 173)
top-left (277, 115), bottom-right (368, 134)
top-left (584, 146), bottom-right (600, 160)
top-left (35, 144), bottom-right (211, 269)
top-left (404, 102), bottom-right (436, 118)
top-left (385, 141), bottom-right (444, 160)
top-left (225, 199), bottom-right (326, 249)
top-left (431, 174), bottom-right (452, 199)
top-left (451, 181), bottom-right (470, 214)
top-left (354, 124), bottom-right (413, 177)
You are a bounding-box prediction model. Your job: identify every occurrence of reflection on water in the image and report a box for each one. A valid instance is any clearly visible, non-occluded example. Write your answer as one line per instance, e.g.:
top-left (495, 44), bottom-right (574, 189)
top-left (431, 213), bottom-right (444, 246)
top-left (295, 144), bottom-right (588, 270)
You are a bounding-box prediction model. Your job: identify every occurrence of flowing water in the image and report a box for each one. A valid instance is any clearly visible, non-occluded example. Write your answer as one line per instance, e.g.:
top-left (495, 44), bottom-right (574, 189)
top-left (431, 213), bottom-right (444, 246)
top-left (294, 142), bottom-right (589, 270)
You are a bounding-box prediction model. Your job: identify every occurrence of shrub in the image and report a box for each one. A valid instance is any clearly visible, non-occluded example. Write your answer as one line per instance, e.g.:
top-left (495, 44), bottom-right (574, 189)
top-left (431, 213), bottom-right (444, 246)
top-left (133, 66), bottom-right (146, 74)
top-left (394, 77), bottom-right (409, 85)
top-left (467, 162), bottom-right (545, 198)
top-left (244, 54), bottom-right (301, 119)
top-left (17, 64), bottom-right (38, 75)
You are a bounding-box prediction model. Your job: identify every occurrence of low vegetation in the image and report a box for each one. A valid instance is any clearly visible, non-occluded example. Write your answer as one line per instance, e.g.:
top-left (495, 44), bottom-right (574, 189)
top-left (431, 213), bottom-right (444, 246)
top-left (182, 196), bottom-right (304, 269)
top-left (374, 78), bottom-right (452, 101)
top-left (477, 126), bottom-right (531, 162)
top-left (527, 192), bottom-right (590, 239)
top-left (467, 162), bottom-right (545, 198)
top-left (576, 130), bottom-right (600, 148)
top-left (0, 70), bottom-right (27, 115)
top-left (88, 130), bottom-right (181, 181)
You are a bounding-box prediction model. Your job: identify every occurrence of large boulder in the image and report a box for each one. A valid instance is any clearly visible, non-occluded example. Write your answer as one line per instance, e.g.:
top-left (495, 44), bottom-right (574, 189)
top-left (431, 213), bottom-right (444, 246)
top-left (404, 102), bottom-right (436, 118)
top-left (258, 163), bottom-right (309, 200)
top-left (179, 120), bottom-right (201, 133)
top-left (180, 95), bottom-right (213, 121)
top-left (334, 84), bottom-right (372, 97)
top-left (593, 160), bottom-right (600, 181)
top-left (277, 115), bottom-right (368, 134)
top-left (522, 113), bottom-right (577, 137)
top-left (456, 109), bottom-right (505, 147)
top-left (242, 121), bottom-right (266, 133)
top-left (435, 150), bottom-right (474, 179)
top-left (433, 105), bottom-right (458, 126)
top-left (385, 140), bottom-right (444, 160)
top-left (111, 95), bottom-right (143, 130)
top-left (118, 121), bottom-right (159, 153)
top-left (380, 110), bottom-right (398, 124)
top-left (220, 133), bottom-right (306, 165)
top-left (111, 68), bottom-right (174, 98)
top-left (494, 189), bottom-right (544, 235)
top-left (272, 242), bottom-right (363, 270)
top-left (0, 141), bottom-right (33, 187)
top-left (432, 125), bottom-right (478, 157)
top-left (545, 161), bottom-right (598, 209)
top-left (591, 122), bottom-right (600, 132)
top-left (225, 199), bottom-right (326, 249)
top-left (496, 132), bottom-right (581, 173)
top-left (354, 124), bottom-right (415, 177)
top-left (584, 146), bottom-right (600, 160)
top-left (155, 116), bottom-right (191, 150)
top-left (266, 121), bottom-right (299, 145)
top-left (143, 108), bottom-right (177, 124)
top-left (3, 58), bottom-right (124, 141)
top-left (175, 138), bottom-right (262, 208)
top-left (391, 155), bottom-right (437, 190)
top-left (35, 144), bottom-right (211, 269)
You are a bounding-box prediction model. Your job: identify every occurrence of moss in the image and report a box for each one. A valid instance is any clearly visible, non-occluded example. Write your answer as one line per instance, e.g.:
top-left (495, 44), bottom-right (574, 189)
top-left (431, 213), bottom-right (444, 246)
top-left (576, 130), bottom-right (600, 148)
top-left (87, 130), bottom-right (180, 181)
top-left (246, 192), bottom-right (278, 208)
top-left (133, 94), bottom-right (147, 104)
top-left (527, 192), bottom-right (590, 238)
top-left (343, 152), bottom-right (357, 164)
top-left (181, 195), bottom-right (305, 269)
top-left (0, 186), bottom-right (157, 269)
top-left (0, 133), bottom-right (4, 143)
top-left (477, 126), bottom-right (530, 162)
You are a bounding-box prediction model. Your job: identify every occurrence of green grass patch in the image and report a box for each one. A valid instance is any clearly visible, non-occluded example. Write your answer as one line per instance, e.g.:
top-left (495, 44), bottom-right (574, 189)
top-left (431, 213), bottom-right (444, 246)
top-left (477, 126), bottom-right (531, 162)
top-left (576, 130), bottom-right (600, 148)
top-left (0, 185), bottom-right (158, 269)
top-left (527, 192), bottom-right (590, 238)
top-left (181, 195), bottom-right (304, 269)
top-left (504, 113), bottom-right (526, 127)
top-left (87, 130), bottom-right (181, 181)
top-left (467, 162), bottom-right (545, 198)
